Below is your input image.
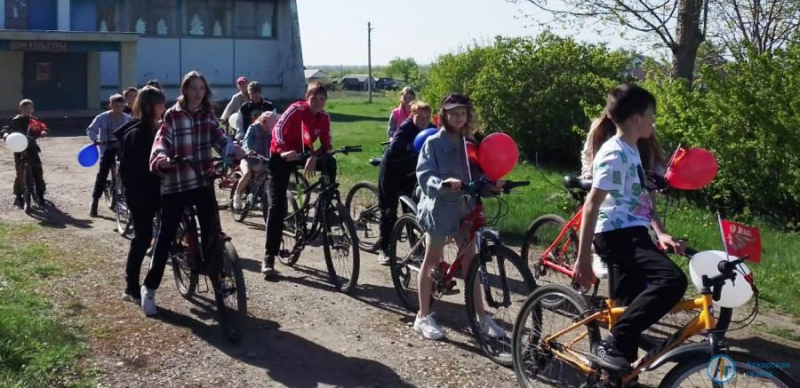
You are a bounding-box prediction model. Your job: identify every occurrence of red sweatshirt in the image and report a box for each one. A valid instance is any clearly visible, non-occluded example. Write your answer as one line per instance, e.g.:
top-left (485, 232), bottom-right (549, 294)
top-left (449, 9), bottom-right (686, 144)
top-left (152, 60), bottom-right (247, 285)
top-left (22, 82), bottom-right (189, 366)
top-left (270, 101), bottom-right (332, 155)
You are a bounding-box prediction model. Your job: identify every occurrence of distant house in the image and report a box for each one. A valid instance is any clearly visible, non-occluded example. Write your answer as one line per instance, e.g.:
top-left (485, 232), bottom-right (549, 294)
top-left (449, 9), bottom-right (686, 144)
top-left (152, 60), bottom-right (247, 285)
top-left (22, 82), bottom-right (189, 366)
top-left (341, 74), bottom-right (376, 91)
top-left (305, 69), bottom-right (329, 84)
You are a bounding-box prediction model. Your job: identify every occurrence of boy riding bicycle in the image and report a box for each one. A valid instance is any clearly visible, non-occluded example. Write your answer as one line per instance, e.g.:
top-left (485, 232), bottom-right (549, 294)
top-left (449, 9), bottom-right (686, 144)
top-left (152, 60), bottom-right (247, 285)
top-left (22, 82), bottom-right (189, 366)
top-left (2, 99), bottom-right (48, 207)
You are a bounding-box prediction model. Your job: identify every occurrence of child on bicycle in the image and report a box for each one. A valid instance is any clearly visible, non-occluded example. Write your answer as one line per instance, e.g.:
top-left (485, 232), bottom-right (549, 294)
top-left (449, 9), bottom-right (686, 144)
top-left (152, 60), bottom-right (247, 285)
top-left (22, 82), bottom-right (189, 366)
top-left (233, 111), bottom-right (279, 210)
top-left (414, 93), bottom-right (504, 340)
top-left (263, 82), bottom-right (333, 277)
top-left (2, 99), bottom-right (48, 207)
top-left (114, 86), bottom-right (166, 303)
top-left (376, 101), bottom-right (434, 265)
top-left (236, 81), bottom-right (275, 141)
top-left (87, 94), bottom-right (132, 217)
top-left (141, 71), bottom-right (243, 316)
top-left (573, 84), bottom-right (687, 372)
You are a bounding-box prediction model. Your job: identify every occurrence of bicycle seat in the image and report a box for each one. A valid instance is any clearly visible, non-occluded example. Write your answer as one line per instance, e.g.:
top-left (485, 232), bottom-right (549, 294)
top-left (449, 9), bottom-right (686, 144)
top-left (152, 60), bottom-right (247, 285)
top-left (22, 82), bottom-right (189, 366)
top-left (563, 176), bottom-right (592, 192)
top-left (369, 158), bottom-right (381, 167)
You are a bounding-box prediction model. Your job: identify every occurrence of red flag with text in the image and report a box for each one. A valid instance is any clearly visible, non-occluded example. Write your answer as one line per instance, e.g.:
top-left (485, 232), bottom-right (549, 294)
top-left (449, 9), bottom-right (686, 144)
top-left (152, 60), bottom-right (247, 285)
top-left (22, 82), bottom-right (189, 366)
top-left (720, 219), bottom-right (762, 263)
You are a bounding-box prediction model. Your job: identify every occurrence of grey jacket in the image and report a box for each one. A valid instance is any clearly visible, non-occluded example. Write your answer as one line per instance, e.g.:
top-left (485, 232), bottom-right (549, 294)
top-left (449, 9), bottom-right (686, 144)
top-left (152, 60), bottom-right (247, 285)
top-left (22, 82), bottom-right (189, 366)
top-left (87, 111), bottom-right (132, 153)
top-left (416, 129), bottom-right (483, 236)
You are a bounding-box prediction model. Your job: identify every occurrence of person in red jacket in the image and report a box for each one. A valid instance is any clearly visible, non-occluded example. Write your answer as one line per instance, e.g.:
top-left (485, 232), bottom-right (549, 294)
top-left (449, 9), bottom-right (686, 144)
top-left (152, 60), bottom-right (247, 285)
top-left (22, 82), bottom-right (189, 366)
top-left (262, 82), bottom-right (332, 276)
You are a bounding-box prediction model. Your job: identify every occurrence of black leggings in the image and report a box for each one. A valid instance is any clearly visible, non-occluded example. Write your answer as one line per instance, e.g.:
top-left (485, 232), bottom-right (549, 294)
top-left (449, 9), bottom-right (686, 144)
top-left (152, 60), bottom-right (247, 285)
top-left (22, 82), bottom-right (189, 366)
top-left (377, 156), bottom-right (416, 252)
top-left (125, 197), bottom-right (160, 292)
top-left (144, 186), bottom-right (219, 290)
top-left (593, 226), bottom-right (688, 362)
top-left (13, 154), bottom-right (45, 198)
top-left (92, 148), bottom-right (118, 200)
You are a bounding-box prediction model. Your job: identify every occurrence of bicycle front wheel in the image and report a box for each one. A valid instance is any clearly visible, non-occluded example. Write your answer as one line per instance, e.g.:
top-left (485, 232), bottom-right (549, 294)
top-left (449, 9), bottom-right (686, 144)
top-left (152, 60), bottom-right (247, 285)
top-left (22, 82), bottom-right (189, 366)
top-left (22, 165), bottom-right (33, 214)
top-left (465, 243), bottom-right (537, 366)
top-left (658, 351), bottom-right (798, 388)
top-left (512, 284), bottom-right (600, 388)
top-left (345, 181), bottom-right (381, 253)
top-left (322, 203), bottom-right (360, 294)
top-left (228, 171), bottom-right (250, 223)
top-left (388, 214), bottom-right (428, 313)
top-left (278, 195), bottom-right (304, 267)
top-left (214, 241), bottom-right (247, 344)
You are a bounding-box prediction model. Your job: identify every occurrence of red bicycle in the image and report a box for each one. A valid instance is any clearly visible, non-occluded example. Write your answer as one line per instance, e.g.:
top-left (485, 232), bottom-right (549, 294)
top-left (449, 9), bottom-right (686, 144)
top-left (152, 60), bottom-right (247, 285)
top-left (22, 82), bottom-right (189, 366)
top-left (388, 178), bottom-right (536, 366)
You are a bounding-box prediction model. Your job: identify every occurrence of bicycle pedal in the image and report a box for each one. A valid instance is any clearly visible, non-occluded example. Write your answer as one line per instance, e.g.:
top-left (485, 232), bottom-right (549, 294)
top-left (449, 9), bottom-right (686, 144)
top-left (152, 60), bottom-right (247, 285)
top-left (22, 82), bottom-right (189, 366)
top-left (442, 288), bottom-right (460, 296)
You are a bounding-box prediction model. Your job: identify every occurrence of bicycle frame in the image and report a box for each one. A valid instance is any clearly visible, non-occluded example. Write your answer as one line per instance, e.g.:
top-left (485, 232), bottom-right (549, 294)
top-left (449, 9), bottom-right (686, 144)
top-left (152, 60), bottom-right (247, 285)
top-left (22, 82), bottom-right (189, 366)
top-left (542, 292), bottom-right (719, 385)
top-left (538, 209), bottom-right (583, 278)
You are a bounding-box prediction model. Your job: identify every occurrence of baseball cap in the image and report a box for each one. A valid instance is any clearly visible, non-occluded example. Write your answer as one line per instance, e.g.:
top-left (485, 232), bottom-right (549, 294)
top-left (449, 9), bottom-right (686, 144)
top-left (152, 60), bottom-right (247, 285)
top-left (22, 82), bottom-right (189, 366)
top-left (440, 93), bottom-right (472, 110)
top-left (236, 76), bottom-right (249, 85)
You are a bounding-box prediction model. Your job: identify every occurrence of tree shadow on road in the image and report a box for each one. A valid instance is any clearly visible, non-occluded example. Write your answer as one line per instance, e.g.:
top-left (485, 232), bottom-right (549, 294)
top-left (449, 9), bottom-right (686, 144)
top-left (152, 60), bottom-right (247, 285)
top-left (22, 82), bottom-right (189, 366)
top-left (154, 300), bottom-right (414, 387)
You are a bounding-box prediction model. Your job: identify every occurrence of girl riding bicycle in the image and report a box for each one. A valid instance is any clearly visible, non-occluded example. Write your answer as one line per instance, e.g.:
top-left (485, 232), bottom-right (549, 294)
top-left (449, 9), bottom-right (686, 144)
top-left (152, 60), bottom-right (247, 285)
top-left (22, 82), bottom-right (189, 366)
top-left (414, 93), bottom-right (504, 340)
top-left (142, 71), bottom-right (243, 317)
top-left (573, 84), bottom-right (687, 373)
top-left (115, 86), bottom-right (166, 303)
top-left (263, 82), bottom-right (334, 277)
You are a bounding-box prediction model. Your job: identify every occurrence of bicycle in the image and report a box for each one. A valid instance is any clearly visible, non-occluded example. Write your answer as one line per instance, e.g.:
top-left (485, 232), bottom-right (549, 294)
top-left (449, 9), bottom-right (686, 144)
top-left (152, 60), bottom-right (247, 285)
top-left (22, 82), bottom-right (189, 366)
top-left (388, 178), bottom-right (536, 366)
top-left (511, 251), bottom-right (796, 387)
top-left (17, 143), bottom-right (45, 214)
top-left (346, 141), bottom-right (420, 252)
top-left (113, 159), bottom-right (134, 237)
top-left (228, 154), bottom-right (270, 222)
top-left (278, 146), bottom-right (363, 294)
top-left (168, 156), bottom-right (247, 343)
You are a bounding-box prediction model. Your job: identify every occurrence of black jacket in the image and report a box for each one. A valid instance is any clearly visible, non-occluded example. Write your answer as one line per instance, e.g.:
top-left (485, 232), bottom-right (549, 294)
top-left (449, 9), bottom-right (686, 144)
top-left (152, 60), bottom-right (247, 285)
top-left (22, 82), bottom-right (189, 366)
top-left (115, 120), bottom-right (160, 202)
top-left (239, 99), bottom-right (275, 130)
top-left (2, 115), bottom-right (43, 154)
top-left (384, 118), bottom-right (434, 174)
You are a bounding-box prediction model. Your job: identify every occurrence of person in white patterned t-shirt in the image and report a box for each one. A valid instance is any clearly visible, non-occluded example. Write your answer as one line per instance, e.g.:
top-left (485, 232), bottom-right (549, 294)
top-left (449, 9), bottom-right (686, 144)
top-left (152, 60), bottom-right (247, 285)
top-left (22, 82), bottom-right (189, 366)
top-left (572, 84), bottom-right (688, 377)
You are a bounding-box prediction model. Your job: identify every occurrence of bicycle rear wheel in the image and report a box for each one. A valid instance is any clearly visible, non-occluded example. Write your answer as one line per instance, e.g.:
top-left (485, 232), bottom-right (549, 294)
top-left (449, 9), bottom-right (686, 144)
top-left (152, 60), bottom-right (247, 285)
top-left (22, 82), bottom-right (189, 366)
top-left (522, 215), bottom-right (576, 285)
top-left (22, 165), bottom-right (33, 214)
top-left (214, 241), bottom-right (247, 343)
top-left (658, 351), bottom-right (798, 388)
top-left (512, 284), bottom-right (600, 388)
top-left (228, 171), bottom-right (250, 222)
top-left (465, 243), bottom-right (537, 366)
top-left (322, 202), bottom-right (360, 294)
top-left (388, 214), bottom-right (427, 313)
top-left (345, 181), bottom-right (381, 253)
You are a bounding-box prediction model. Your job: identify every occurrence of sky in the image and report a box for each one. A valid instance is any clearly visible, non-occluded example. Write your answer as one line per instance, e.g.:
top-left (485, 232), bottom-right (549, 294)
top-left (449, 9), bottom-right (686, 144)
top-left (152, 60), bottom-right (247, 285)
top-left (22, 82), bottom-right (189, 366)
top-left (296, 0), bottom-right (652, 66)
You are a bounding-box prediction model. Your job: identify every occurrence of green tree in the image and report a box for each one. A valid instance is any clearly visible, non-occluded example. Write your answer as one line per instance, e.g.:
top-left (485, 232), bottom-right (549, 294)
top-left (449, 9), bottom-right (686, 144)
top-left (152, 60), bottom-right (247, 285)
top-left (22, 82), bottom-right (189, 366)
top-left (385, 57), bottom-right (420, 85)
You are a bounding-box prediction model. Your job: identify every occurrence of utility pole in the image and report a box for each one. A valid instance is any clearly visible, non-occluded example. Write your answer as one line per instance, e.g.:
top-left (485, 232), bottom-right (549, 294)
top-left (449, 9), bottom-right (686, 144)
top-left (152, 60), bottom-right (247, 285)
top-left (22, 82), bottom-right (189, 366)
top-left (368, 21), bottom-right (374, 103)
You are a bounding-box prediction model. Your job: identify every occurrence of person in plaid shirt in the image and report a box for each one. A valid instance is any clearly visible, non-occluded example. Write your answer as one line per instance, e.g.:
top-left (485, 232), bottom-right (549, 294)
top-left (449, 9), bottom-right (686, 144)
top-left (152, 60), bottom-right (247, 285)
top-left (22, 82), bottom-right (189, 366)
top-left (139, 71), bottom-right (243, 317)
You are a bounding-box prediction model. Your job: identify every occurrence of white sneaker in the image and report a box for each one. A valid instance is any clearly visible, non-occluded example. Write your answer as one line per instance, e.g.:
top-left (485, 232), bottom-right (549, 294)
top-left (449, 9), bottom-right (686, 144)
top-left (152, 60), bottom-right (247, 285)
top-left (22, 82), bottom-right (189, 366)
top-left (480, 315), bottom-right (507, 338)
top-left (141, 285), bottom-right (158, 317)
top-left (413, 314), bottom-right (446, 340)
top-left (592, 254), bottom-right (608, 279)
top-left (233, 194), bottom-right (244, 211)
top-left (377, 251), bottom-right (390, 266)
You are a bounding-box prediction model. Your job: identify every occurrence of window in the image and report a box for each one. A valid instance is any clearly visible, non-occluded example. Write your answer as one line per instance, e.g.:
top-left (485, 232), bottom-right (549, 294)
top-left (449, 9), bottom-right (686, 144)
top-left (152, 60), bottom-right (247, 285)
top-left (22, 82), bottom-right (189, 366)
top-left (5, 0), bottom-right (29, 30)
top-left (235, 0), bottom-right (276, 38)
top-left (96, 0), bottom-right (118, 32)
top-left (127, 0), bottom-right (179, 36)
top-left (185, 0), bottom-right (231, 37)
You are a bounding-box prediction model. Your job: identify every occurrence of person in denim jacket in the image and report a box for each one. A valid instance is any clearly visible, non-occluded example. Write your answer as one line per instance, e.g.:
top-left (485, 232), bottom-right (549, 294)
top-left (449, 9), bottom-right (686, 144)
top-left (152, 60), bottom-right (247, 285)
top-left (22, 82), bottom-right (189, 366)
top-left (413, 93), bottom-right (504, 340)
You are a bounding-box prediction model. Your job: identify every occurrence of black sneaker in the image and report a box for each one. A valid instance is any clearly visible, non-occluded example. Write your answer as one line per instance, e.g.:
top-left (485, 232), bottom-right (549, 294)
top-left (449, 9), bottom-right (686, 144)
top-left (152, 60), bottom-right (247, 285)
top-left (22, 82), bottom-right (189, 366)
top-left (13, 196), bottom-right (23, 208)
top-left (90, 199), bottom-right (99, 217)
top-left (122, 286), bottom-right (141, 303)
top-left (262, 255), bottom-right (276, 277)
top-left (591, 338), bottom-right (632, 373)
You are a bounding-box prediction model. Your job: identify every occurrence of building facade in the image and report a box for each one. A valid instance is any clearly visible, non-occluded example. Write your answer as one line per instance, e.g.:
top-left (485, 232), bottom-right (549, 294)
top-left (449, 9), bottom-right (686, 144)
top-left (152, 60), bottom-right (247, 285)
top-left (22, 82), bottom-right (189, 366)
top-left (0, 0), bottom-right (305, 111)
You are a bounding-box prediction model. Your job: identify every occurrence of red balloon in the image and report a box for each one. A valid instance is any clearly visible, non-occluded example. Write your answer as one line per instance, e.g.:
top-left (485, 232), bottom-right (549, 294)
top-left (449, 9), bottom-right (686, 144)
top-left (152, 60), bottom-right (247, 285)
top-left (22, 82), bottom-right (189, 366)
top-left (478, 133), bottom-right (519, 181)
top-left (433, 115), bottom-right (440, 127)
top-left (466, 142), bottom-right (480, 166)
top-left (665, 147), bottom-right (718, 190)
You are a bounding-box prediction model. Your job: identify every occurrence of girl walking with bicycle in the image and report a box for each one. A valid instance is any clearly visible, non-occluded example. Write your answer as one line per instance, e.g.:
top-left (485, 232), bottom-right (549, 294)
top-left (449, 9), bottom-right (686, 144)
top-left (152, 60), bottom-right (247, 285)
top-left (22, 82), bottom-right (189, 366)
top-left (141, 71), bottom-right (243, 316)
top-left (414, 93), bottom-right (505, 340)
top-left (262, 82), bottom-right (333, 277)
top-left (572, 84), bottom-right (688, 374)
top-left (114, 86), bottom-right (166, 303)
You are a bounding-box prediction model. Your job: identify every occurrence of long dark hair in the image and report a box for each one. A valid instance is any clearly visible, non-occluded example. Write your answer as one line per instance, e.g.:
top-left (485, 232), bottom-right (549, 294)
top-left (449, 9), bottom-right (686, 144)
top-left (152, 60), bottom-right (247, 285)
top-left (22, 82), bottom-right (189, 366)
top-left (133, 86), bottom-right (166, 131)
top-left (590, 84), bottom-right (665, 173)
top-left (177, 71), bottom-right (213, 112)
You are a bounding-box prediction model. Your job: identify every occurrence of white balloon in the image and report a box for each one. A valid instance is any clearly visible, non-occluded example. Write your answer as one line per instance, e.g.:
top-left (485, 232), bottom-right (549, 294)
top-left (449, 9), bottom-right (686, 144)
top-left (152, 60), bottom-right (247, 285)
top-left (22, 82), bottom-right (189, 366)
top-left (4, 132), bottom-right (28, 153)
top-left (689, 250), bottom-right (754, 308)
top-left (228, 113), bottom-right (241, 130)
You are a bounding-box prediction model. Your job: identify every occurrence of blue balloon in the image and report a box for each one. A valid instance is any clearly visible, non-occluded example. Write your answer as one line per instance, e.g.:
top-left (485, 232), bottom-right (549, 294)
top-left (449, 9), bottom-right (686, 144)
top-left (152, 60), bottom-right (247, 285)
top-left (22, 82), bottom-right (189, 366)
top-left (413, 127), bottom-right (439, 154)
top-left (77, 144), bottom-right (99, 167)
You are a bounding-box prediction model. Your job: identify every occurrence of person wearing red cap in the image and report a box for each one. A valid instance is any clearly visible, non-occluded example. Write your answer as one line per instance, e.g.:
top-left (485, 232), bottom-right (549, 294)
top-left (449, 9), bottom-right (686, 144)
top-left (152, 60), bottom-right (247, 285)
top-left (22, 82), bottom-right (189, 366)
top-left (221, 76), bottom-right (251, 123)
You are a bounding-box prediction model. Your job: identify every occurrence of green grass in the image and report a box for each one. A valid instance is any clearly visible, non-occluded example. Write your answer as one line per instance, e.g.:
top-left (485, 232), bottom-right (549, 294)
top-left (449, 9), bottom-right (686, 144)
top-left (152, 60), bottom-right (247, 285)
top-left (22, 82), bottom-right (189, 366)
top-left (325, 91), bottom-right (800, 318)
top-left (0, 223), bottom-right (93, 388)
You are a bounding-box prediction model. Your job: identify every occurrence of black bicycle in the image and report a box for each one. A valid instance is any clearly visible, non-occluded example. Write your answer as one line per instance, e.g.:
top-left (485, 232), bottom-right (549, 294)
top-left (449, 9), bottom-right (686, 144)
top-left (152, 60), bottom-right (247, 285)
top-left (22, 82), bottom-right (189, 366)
top-left (279, 146), bottom-right (363, 293)
top-left (229, 154), bottom-right (270, 222)
top-left (17, 142), bottom-right (45, 214)
top-left (168, 156), bottom-right (247, 343)
top-left (113, 159), bottom-right (133, 237)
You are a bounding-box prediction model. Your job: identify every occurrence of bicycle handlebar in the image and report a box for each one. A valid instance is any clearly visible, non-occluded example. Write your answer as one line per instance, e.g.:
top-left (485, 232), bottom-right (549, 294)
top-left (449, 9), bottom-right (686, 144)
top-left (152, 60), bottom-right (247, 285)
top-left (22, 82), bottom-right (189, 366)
top-left (442, 178), bottom-right (530, 196)
top-left (296, 145), bottom-right (363, 159)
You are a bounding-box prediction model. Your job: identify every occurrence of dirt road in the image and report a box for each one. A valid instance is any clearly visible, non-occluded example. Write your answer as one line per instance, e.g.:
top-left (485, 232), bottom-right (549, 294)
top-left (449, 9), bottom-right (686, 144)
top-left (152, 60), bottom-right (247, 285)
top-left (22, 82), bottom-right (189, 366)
top-left (1, 136), bottom-right (798, 387)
